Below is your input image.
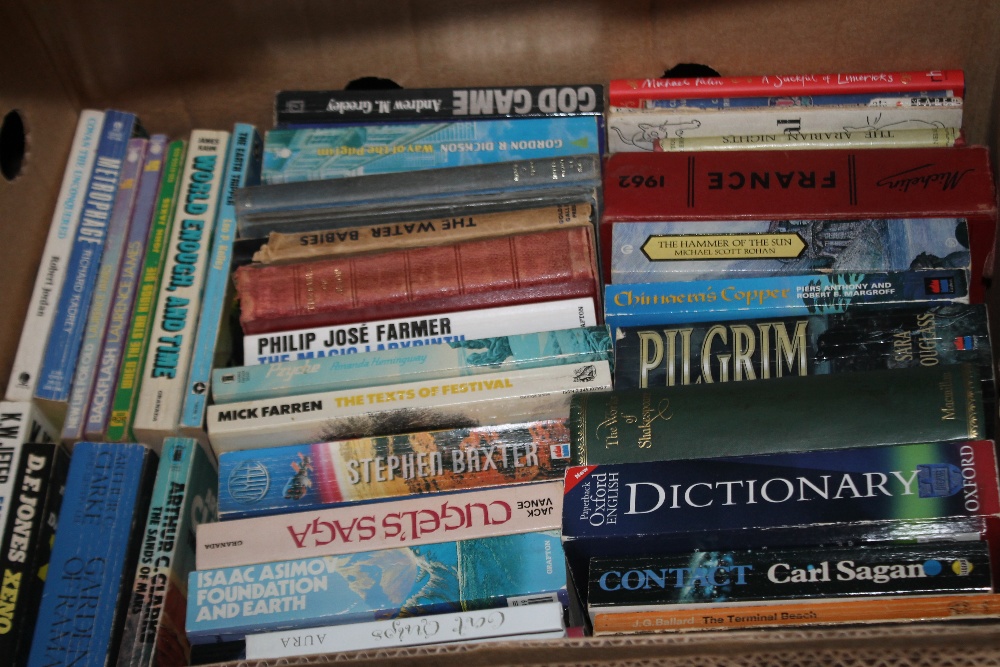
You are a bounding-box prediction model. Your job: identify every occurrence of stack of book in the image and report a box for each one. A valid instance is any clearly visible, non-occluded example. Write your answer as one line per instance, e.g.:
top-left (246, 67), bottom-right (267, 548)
top-left (606, 68), bottom-right (965, 152)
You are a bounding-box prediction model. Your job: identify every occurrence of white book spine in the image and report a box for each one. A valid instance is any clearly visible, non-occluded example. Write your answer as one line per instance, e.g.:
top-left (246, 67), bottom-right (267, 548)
top-left (0, 401), bottom-right (58, 538)
top-left (6, 110), bottom-right (105, 400)
top-left (207, 359), bottom-right (612, 453)
top-left (244, 601), bottom-right (565, 659)
top-left (197, 480), bottom-right (563, 569)
top-left (132, 129), bottom-right (231, 452)
top-left (607, 105), bottom-right (964, 152)
top-left (242, 297), bottom-right (598, 365)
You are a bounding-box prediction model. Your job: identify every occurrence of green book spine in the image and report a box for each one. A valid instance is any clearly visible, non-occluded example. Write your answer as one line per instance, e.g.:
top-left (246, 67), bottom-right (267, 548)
top-left (106, 140), bottom-right (187, 442)
top-left (570, 363), bottom-right (984, 465)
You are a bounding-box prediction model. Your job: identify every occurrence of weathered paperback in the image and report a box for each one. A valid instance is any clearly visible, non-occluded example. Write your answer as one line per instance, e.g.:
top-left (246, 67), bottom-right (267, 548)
top-left (0, 400), bottom-right (59, 542)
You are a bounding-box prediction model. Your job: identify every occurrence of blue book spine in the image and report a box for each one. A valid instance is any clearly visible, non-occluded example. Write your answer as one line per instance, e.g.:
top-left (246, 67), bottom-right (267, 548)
top-left (262, 116), bottom-right (600, 184)
top-left (179, 124), bottom-right (263, 434)
top-left (213, 325), bottom-right (612, 404)
top-left (84, 135), bottom-right (169, 441)
top-left (35, 110), bottom-right (138, 404)
top-left (636, 91), bottom-right (957, 109)
top-left (604, 269), bottom-right (968, 330)
top-left (27, 441), bottom-right (157, 667)
top-left (186, 530), bottom-right (567, 644)
top-left (62, 137), bottom-right (149, 442)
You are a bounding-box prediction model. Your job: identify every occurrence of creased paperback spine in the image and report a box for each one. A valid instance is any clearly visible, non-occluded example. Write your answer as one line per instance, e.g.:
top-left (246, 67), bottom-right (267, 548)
top-left (6, 110), bottom-right (104, 401)
top-left (216, 325), bottom-right (611, 403)
top-left (243, 297), bottom-right (598, 366)
top-left (654, 127), bottom-right (959, 152)
top-left (217, 418), bottom-right (572, 519)
top-left (207, 359), bottom-right (612, 453)
top-left (198, 479), bottom-right (562, 569)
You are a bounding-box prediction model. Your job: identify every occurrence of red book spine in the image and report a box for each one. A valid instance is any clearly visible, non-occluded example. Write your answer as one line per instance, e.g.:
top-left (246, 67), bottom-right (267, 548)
top-left (235, 226), bottom-right (600, 334)
top-left (600, 147), bottom-right (997, 303)
top-left (609, 69), bottom-right (965, 106)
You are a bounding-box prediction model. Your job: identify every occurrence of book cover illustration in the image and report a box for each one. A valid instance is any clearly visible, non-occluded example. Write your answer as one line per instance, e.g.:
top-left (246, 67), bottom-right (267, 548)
top-left (561, 439), bottom-right (1000, 605)
top-left (26, 442), bottom-right (158, 667)
top-left (262, 116), bottom-right (600, 183)
top-left (186, 530), bottom-right (567, 644)
top-left (216, 325), bottom-right (612, 403)
top-left (216, 418), bottom-right (572, 519)
top-left (610, 218), bottom-right (970, 283)
top-left (587, 541), bottom-right (992, 614)
top-left (243, 297), bottom-right (598, 366)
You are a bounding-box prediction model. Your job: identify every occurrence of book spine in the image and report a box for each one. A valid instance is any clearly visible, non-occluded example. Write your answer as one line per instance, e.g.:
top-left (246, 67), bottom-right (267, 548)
top-left (620, 92), bottom-right (959, 111)
top-left (274, 84), bottom-right (604, 124)
top-left (34, 110), bottom-right (138, 408)
top-left (84, 135), bottom-right (168, 441)
top-left (607, 69), bottom-right (965, 105)
top-left (570, 363), bottom-right (984, 466)
top-left (62, 137), bottom-right (149, 443)
top-left (586, 541), bottom-right (992, 614)
top-left (612, 302), bottom-right (994, 395)
top-left (116, 437), bottom-right (218, 667)
top-left (207, 359), bottom-right (612, 453)
top-left (606, 105), bottom-right (962, 152)
top-left (217, 418), bottom-right (573, 518)
top-left (603, 269), bottom-right (969, 331)
top-left (185, 530), bottom-right (567, 644)
top-left (262, 116), bottom-right (600, 184)
top-left (242, 297), bottom-right (598, 365)
top-left (653, 127), bottom-right (959, 153)
top-left (26, 442), bottom-right (158, 667)
top-left (132, 129), bottom-right (231, 452)
top-left (245, 600), bottom-right (566, 658)
top-left (199, 479), bottom-right (562, 569)
top-left (179, 124), bottom-right (263, 437)
top-left (252, 203), bottom-right (592, 264)
top-left (5, 110), bottom-right (105, 401)
top-left (0, 442), bottom-right (70, 667)
top-left (609, 218), bottom-right (970, 284)
top-left (234, 225), bottom-right (600, 335)
top-left (106, 140), bottom-right (187, 442)
top-left (591, 593), bottom-right (1000, 635)
top-left (216, 325), bottom-right (612, 403)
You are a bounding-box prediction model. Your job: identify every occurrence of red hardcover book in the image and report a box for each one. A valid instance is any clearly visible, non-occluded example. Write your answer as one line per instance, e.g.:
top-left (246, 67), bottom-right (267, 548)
top-left (609, 69), bottom-right (965, 107)
top-left (234, 225), bottom-right (601, 334)
top-left (601, 146), bottom-right (998, 303)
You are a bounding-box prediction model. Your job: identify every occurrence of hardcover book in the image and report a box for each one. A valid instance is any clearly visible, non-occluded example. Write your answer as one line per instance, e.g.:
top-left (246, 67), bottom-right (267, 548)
top-left (132, 129), bottom-right (231, 452)
top-left (275, 84), bottom-right (604, 124)
top-left (609, 218), bottom-right (971, 283)
top-left (6, 109), bottom-right (105, 401)
top-left (603, 269), bottom-right (969, 332)
top-left (85, 134), bottom-right (169, 441)
top-left (206, 359), bottom-right (613, 453)
top-left (62, 137), bottom-right (149, 443)
top-left (185, 530), bottom-right (567, 644)
top-left (600, 147), bottom-right (998, 303)
top-left (570, 363), bottom-right (984, 466)
top-left (261, 116), bottom-right (600, 183)
top-left (561, 439), bottom-right (1000, 606)
top-left (26, 442), bottom-right (158, 667)
top-left (179, 123), bottom-right (263, 438)
top-left (105, 140), bottom-right (187, 442)
top-left (233, 225), bottom-right (601, 335)
top-left (116, 437), bottom-right (218, 667)
top-left (34, 109), bottom-right (139, 420)
top-left (587, 541), bottom-right (993, 616)
top-left (216, 325), bottom-right (612, 403)
top-left (197, 479), bottom-right (562, 569)
top-left (242, 297), bottom-right (599, 365)
top-left (216, 418), bottom-right (572, 519)
top-left (0, 442), bottom-right (70, 667)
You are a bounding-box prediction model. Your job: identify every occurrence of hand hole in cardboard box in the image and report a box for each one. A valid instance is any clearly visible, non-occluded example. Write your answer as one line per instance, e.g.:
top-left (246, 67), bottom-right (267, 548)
top-left (0, 109), bottom-right (26, 181)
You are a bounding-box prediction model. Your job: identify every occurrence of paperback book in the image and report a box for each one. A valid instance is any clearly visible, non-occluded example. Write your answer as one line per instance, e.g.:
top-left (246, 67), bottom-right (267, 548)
top-left (185, 530), bottom-right (567, 644)
top-left (261, 116), bottom-right (600, 183)
top-left (206, 359), bottom-right (613, 452)
top-left (653, 127), bottom-right (958, 152)
top-left (0, 400), bottom-right (59, 543)
top-left (216, 325), bottom-right (612, 403)
top-left (216, 418), bottom-right (573, 519)
top-left (622, 92), bottom-right (960, 111)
